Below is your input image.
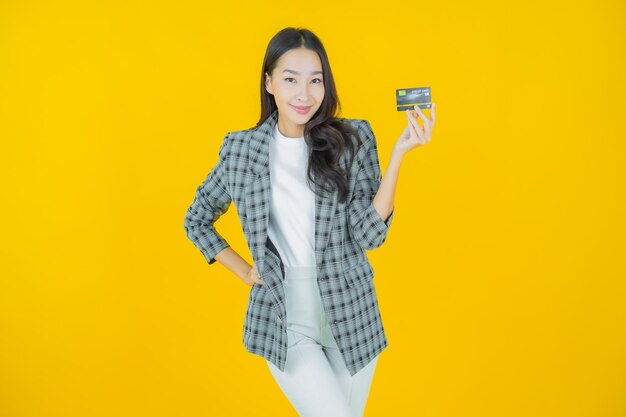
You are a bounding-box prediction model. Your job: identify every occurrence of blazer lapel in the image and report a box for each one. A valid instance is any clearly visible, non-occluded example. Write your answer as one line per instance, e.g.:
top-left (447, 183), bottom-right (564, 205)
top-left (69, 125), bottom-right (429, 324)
top-left (244, 109), bottom-right (337, 280)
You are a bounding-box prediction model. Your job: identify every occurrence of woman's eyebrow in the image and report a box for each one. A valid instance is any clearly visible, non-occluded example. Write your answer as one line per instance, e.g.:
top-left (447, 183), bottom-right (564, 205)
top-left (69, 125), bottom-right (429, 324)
top-left (282, 69), bottom-right (323, 75)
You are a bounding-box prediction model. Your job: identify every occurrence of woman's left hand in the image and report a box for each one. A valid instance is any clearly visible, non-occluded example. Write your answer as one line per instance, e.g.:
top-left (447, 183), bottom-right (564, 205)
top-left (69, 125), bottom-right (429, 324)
top-left (394, 103), bottom-right (436, 156)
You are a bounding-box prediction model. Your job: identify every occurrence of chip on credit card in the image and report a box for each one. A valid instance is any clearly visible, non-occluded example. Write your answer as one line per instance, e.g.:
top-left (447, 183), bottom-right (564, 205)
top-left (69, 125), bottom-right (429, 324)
top-left (396, 87), bottom-right (432, 111)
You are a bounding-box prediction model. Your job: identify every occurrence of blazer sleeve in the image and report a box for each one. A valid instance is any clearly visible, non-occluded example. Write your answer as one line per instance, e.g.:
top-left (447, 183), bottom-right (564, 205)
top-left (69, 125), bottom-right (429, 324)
top-left (347, 120), bottom-right (395, 250)
top-left (184, 132), bottom-right (232, 265)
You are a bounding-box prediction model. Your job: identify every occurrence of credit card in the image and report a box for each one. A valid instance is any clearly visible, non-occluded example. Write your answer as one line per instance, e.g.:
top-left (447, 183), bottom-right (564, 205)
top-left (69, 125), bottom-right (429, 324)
top-left (396, 86), bottom-right (432, 111)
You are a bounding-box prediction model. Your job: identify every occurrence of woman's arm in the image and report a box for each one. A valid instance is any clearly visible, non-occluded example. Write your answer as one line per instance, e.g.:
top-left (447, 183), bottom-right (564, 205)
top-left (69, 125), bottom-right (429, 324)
top-left (370, 103), bottom-right (437, 233)
top-left (347, 120), bottom-right (396, 250)
top-left (214, 247), bottom-right (255, 282)
top-left (184, 133), bottom-right (233, 265)
top-left (372, 147), bottom-right (402, 225)
top-left (183, 132), bottom-right (262, 286)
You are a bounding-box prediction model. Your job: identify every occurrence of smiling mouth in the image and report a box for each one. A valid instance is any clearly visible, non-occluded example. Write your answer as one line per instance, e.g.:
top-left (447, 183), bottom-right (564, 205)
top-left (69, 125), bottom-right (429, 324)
top-left (291, 105), bottom-right (312, 110)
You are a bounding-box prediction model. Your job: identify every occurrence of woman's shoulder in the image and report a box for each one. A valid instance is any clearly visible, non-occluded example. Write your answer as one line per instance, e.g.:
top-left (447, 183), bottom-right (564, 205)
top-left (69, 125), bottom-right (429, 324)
top-left (221, 127), bottom-right (251, 146)
top-left (335, 116), bottom-right (368, 128)
top-left (336, 117), bottom-right (374, 143)
top-left (335, 117), bottom-right (376, 150)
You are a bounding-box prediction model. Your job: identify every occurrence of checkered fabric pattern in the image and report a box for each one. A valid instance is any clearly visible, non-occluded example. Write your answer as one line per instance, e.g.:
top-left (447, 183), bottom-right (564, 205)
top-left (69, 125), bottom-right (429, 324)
top-left (184, 109), bottom-right (395, 376)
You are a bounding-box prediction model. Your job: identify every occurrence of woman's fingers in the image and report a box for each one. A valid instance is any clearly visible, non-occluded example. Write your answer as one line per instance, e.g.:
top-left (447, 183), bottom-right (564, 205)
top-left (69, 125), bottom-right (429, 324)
top-left (414, 103), bottom-right (437, 141)
top-left (250, 266), bottom-right (264, 285)
top-left (255, 271), bottom-right (263, 285)
top-left (431, 102), bottom-right (436, 126)
top-left (401, 103), bottom-right (436, 148)
top-left (406, 109), bottom-right (422, 140)
top-left (413, 105), bottom-right (431, 130)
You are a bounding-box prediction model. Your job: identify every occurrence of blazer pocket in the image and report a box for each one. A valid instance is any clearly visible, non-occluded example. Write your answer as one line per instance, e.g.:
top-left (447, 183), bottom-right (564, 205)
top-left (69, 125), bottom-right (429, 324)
top-left (344, 259), bottom-right (375, 288)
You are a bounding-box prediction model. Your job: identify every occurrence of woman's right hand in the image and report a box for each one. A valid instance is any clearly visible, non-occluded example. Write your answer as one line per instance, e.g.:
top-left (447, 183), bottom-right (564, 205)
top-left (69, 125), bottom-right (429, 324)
top-left (243, 264), bottom-right (264, 287)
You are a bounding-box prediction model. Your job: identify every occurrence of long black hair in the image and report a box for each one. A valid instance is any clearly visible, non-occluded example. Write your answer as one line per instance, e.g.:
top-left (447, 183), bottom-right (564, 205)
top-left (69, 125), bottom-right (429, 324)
top-left (255, 27), bottom-right (362, 204)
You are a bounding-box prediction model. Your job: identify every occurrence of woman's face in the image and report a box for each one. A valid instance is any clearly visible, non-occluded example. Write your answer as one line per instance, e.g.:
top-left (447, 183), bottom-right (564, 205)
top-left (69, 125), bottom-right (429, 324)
top-left (264, 47), bottom-right (325, 137)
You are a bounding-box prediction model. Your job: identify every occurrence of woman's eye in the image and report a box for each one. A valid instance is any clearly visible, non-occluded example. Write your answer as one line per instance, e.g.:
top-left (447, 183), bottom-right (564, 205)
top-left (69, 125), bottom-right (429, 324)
top-left (284, 78), bottom-right (323, 83)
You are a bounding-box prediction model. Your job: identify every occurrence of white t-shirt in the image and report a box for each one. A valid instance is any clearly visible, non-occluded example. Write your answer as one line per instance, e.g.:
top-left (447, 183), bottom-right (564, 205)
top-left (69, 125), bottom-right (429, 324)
top-left (267, 123), bottom-right (316, 268)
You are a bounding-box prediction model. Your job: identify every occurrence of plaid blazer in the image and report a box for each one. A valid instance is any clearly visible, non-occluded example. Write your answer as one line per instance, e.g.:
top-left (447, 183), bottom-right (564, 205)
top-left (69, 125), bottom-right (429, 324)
top-left (184, 109), bottom-right (395, 376)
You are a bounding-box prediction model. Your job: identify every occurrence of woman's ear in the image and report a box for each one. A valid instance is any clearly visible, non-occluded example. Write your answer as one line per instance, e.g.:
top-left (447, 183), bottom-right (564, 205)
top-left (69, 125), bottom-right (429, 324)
top-left (264, 72), bottom-right (273, 95)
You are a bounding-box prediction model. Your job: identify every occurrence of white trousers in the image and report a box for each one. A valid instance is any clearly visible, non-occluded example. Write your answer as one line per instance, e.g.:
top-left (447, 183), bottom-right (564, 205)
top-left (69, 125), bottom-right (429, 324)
top-left (266, 265), bottom-right (379, 417)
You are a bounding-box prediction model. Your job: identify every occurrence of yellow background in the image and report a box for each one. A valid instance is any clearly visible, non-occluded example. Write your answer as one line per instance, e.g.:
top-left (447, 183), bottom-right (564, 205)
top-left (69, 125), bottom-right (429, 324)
top-left (1, 1), bottom-right (625, 416)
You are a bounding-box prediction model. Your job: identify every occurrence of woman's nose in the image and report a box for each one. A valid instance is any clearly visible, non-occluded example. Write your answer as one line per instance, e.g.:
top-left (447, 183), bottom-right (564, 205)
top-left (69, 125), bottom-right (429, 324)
top-left (296, 86), bottom-right (311, 102)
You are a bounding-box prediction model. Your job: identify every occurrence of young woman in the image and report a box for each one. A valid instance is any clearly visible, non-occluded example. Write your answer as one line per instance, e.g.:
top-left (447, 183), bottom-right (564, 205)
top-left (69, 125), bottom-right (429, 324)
top-left (184, 27), bottom-right (436, 416)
